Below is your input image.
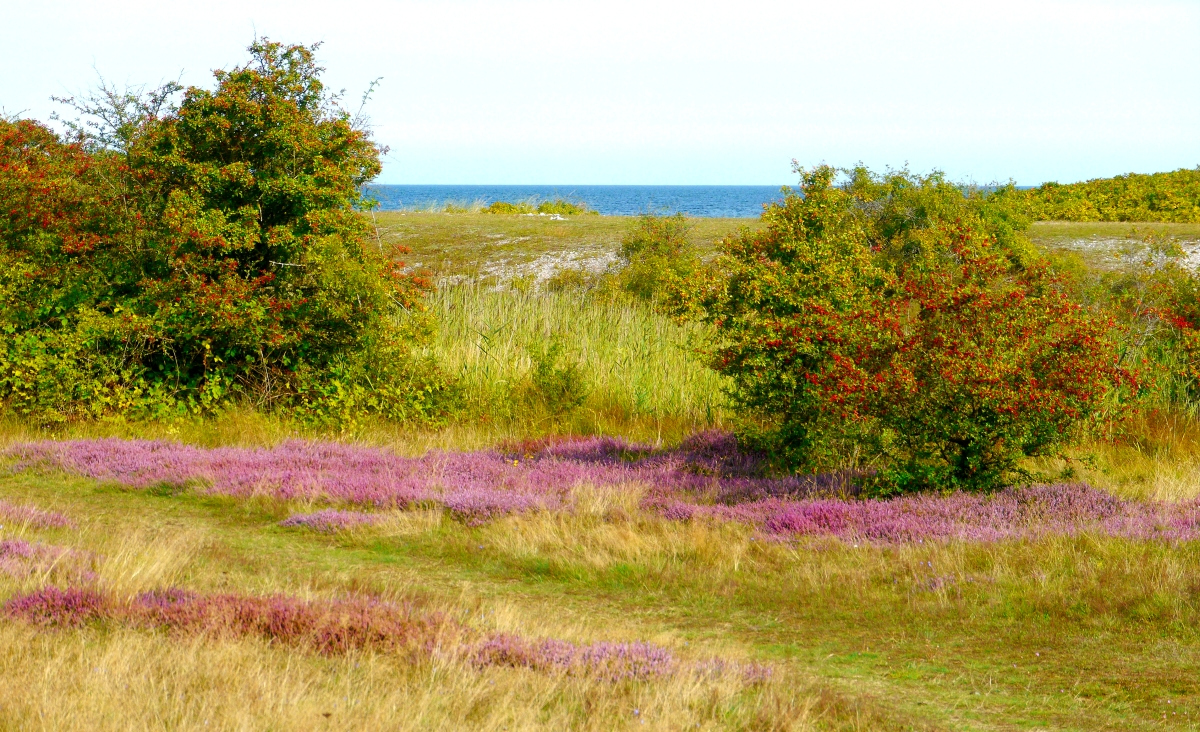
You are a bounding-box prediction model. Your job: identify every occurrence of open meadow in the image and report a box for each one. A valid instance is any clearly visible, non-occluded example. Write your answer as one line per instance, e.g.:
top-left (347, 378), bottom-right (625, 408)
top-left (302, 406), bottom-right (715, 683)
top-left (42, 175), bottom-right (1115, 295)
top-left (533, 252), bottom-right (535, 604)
top-left (5, 38), bottom-right (1200, 731)
top-left (4, 209), bottom-right (1200, 731)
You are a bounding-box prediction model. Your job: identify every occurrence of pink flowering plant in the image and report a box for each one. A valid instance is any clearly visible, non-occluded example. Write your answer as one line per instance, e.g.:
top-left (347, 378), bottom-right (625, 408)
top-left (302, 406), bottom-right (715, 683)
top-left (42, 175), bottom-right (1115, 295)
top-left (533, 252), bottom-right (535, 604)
top-left (9, 434), bottom-right (1200, 544)
top-left (4, 585), bottom-right (764, 684)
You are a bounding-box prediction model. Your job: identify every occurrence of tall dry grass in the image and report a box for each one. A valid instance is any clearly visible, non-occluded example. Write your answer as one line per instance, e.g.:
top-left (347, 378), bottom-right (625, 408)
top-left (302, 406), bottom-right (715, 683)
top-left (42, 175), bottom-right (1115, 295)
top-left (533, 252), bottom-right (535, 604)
top-left (0, 497), bottom-right (849, 731)
top-left (0, 623), bottom-right (829, 731)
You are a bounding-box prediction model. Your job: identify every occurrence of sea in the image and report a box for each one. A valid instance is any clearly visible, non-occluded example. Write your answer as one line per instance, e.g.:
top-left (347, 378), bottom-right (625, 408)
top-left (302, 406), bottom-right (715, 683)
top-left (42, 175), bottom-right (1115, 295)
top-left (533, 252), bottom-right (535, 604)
top-left (362, 185), bottom-right (789, 219)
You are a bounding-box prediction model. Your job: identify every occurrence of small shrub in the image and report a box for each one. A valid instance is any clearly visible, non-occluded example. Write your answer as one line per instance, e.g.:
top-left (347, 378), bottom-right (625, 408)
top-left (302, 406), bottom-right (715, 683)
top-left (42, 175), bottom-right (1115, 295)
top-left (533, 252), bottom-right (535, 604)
top-left (618, 213), bottom-right (698, 301)
top-left (483, 201), bottom-right (535, 215)
top-left (544, 266), bottom-right (600, 293)
top-left (525, 338), bottom-right (590, 415)
top-left (480, 198), bottom-right (594, 217)
top-left (509, 274), bottom-right (536, 295)
top-left (537, 199), bottom-right (596, 216)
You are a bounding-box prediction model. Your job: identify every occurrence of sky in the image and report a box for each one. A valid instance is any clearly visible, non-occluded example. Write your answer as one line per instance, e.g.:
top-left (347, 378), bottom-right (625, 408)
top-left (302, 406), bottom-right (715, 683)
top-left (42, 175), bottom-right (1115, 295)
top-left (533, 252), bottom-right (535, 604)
top-left (2, 0), bottom-right (1197, 185)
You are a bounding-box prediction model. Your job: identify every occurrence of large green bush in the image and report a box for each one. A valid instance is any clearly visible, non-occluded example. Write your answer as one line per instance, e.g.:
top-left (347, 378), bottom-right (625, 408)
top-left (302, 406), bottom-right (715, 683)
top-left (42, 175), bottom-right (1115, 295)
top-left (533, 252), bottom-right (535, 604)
top-left (680, 166), bottom-right (1129, 493)
top-left (0, 41), bottom-right (451, 424)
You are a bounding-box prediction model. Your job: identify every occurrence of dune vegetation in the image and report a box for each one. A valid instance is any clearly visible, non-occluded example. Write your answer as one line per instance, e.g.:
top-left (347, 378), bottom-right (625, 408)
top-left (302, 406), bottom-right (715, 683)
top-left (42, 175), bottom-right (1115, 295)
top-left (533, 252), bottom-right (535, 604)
top-left (992, 168), bottom-right (1200, 223)
top-left (7, 39), bottom-right (1200, 731)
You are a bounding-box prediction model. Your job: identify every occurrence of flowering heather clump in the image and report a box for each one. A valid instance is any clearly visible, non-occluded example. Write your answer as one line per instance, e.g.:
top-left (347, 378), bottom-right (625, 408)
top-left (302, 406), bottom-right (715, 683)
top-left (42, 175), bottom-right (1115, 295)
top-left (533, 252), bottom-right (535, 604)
top-left (663, 482), bottom-right (1200, 543)
top-left (7, 585), bottom-right (769, 684)
top-left (5, 585), bottom-right (462, 656)
top-left (127, 589), bottom-right (460, 657)
top-left (0, 539), bottom-right (36, 561)
top-left (279, 510), bottom-right (378, 533)
top-left (0, 538), bottom-right (38, 578)
top-left (0, 539), bottom-right (75, 578)
top-left (0, 500), bottom-right (74, 530)
top-left (440, 490), bottom-right (545, 526)
top-left (473, 634), bottom-right (677, 681)
top-left (5, 586), bottom-right (109, 626)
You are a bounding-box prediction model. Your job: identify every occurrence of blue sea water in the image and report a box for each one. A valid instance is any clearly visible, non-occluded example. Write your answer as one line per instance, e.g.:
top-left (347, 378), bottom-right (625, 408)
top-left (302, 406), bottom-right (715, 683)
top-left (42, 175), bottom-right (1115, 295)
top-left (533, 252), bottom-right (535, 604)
top-left (363, 185), bottom-right (789, 218)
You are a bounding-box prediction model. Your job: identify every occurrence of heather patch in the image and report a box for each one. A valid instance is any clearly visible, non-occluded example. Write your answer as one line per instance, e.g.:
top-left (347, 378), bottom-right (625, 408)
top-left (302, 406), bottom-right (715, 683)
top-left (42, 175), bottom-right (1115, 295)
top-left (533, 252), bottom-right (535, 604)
top-left (279, 510), bottom-right (379, 533)
top-left (4, 432), bottom-right (816, 524)
top-left (10, 436), bottom-right (1200, 543)
top-left (473, 634), bottom-right (676, 681)
top-left (0, 500), bottom-right (74, 530)
top-left (125, 589), bottom-right (458, 658)
top-left (5, 586), bottom-right (463, 655)
top-left (655, 482), bottom-right (1200, 544)
top-left (5, 586), bottom-right (750, 685)
top-left (0, 539), bottom-right (92, 582)
top-left (4, 586), bottom-right (109, 626)
top-left (0, 539), bottom-right (55, 577)
top-left (470, 634), bottom-right (768, 684)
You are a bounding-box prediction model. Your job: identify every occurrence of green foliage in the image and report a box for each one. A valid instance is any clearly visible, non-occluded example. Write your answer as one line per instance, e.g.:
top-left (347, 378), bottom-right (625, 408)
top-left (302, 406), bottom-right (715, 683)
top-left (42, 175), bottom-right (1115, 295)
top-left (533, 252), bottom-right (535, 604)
top-left (0, 41), bottom-right (452, 425)
top-left (1047, 237), bottom-right (1200, 413)
top-left (290, 342), bottom-right (456, 430)
top-left (618, 213), bottom-right (698, 301)
top-left (991, 168), bottom-right (1200, 223)
top-left (481, 199), bottom-right (596, 216)
top-left (425, 282), bottom-right (723, 425)
top-left (683, 166), bottom-right (1128, 493)
top-left (524, 338), bottom-right (590, 415)
top-left (483, 201), bottom-right (535, 215)
top-left (543, 266), bottom-right (597, 293)
top-left (840, 165), bottom-right (1038, 267)
top-left (536, 199), bottom-right (596, 216)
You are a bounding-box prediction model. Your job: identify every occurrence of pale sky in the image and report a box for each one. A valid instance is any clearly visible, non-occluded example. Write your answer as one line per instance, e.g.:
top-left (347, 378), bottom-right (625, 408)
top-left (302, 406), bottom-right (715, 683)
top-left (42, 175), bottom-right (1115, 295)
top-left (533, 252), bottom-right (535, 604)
top-left (3, 0), bottom-right (1197, 185)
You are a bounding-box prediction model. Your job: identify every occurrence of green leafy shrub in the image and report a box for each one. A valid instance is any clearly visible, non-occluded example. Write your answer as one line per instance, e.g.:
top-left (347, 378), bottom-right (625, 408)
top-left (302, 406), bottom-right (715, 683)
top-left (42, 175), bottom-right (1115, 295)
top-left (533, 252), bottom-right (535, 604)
top-left (483, 201), bottom-right (535, 215)
top-left (537, 199), bottom-right (596, 216)
top-left (524, 338), bottom-right (590, 415)
top-left (618, 213), bottom-right (699, 301)
top-left (544, 267), bottom-right (596, 293)
top-left (480, 199), bottom-right (595, 216)
top-left (990, 168), bottom-right (1200, 223)
top-left (0, 41), bottom-right (452, 425)
top-left (1050, 238), bottom-right (1200, 412)
top-left (682, 166), bottom-right (1128, 493)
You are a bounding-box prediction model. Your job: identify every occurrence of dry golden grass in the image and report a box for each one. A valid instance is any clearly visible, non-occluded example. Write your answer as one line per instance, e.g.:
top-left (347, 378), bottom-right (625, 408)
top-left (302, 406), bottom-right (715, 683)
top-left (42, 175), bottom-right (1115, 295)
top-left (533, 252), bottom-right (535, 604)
top-left (7, 455), bottom-right (1200, 727)
top-left (473, 506), bottom-right (1200, 615)
top-left (1020, 414), bottom-right (1200, 502)
top-left (0, 622), bottom-right (833, 732)
top-left (0, 401), bottom-right (715, 461)
top-left (483, 502), bottom-right (753, 576)
top-left (0, 487), bottom-right (865, 732)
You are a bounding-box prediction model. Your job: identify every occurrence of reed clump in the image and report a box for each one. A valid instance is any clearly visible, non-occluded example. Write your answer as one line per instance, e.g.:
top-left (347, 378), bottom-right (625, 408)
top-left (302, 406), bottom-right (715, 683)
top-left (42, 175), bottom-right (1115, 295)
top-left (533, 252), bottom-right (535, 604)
top-left (423, 282), bottom-right (727, 427)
